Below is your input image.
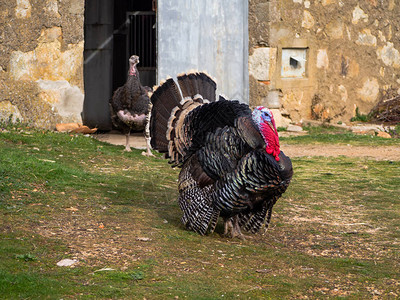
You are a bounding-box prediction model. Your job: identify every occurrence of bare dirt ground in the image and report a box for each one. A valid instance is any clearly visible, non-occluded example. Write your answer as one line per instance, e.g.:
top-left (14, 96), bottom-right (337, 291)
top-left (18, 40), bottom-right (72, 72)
top-left (95, 131), bottom-right (148, 149)
top-left (283, 144), bottom-right (400, 161)
top-left (94, 132), bottom-right (400, 161)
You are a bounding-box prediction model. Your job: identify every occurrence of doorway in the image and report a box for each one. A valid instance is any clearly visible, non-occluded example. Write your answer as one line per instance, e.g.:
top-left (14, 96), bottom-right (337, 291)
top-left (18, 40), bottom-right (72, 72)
top-left (83, 0), bottom-right (156, 130)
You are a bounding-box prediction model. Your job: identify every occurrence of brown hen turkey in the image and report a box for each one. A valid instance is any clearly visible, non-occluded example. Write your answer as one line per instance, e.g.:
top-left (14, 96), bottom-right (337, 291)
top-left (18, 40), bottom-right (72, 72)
top-left (150, 72), bottom-right (293, 238)
top-left (109, 55), bottom-right (153, 155)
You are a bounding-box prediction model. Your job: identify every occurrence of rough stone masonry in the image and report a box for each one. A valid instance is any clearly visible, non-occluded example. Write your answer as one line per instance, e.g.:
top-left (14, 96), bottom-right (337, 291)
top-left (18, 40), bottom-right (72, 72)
top-left (248, 0), bottom-right (400, 125)
top-left (0, 0), bottom-right (399, 129)
top-left (0, 0), bottom-right (84, 129)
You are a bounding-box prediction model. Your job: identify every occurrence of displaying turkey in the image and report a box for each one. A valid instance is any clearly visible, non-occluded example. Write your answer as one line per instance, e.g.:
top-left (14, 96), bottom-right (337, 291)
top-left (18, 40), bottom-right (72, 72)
top-left (150, 72), bottom-right (293, 238)
top-left (109, 55), bottom-right (153, 156)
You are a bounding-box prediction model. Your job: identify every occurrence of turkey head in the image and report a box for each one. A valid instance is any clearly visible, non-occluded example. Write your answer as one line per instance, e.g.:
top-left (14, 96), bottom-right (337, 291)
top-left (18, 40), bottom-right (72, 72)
top-left (128, 55), bottom-right (139, 76)
top-left (252, 107), bottom-right (280, 161)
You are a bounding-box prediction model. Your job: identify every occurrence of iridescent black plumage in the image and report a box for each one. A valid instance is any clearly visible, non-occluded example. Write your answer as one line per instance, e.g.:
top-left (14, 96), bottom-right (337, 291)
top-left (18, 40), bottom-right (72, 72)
top-left (150, 72), bottom-right (293, 237)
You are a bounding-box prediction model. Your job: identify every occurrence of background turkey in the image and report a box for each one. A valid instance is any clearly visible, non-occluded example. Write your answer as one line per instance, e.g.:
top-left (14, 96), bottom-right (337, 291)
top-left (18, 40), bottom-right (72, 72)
top-left (109, 55), bottom-right (153, 156)
top-left (150, 72), bottom-right (293, 238)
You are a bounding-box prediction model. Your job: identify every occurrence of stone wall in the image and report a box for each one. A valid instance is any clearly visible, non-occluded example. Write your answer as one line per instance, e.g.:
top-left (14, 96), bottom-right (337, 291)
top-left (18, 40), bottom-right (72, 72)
top-left (249, 0), bottom-right (400, 125)
top-left (2, 1), bottom-right (398, 128)
top-left (0, 0), bottom-right (84, 129)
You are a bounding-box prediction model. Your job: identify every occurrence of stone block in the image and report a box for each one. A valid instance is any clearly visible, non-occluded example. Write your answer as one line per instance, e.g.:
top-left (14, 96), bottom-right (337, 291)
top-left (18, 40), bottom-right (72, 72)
top-left (265, 90), bottom-right (281, 109)
top-left (15, 0), bottom-right (31, 19)
top-left (376, 42), bottom-right (400, 68)
top-left (302, 10), bottom-right (315, 29)
top-left (10, 28), bottom-right (84, 84)
top-left (357, 78), bottom-right (379, 104)
top-left (287, 124), bottom-right (303, 132)
top-left (321, 0), bottom-right (336, 6)
top-left (37, 80), bottom-right (83, 123)
top-left (326, 20), bottom-right (344, 39)
top-left (356, 29), bottom-right (377, 47)
top-left (352, 5), bottom-right (368, 24)
top-left (0, 101), bottom-right (23, 122)
top-left (270, 109), bottom-right (292, 128)
top-left (249, 47), bottom-right (277, 81)
top-left (316, 49), bottom-right (329, 69)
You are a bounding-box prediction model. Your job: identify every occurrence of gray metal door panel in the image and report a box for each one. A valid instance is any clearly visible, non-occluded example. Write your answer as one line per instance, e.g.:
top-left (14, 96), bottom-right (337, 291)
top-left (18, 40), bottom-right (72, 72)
top-left (83, 0), bottom-right (114, 130)
top-left (158, 0), bottom-right (249, 102)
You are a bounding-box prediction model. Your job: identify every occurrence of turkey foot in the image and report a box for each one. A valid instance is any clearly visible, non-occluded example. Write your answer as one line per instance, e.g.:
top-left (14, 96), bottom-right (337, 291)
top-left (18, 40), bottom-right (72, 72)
top-left (124, 134), bottom-right (132, 152)
top-left (141, 137), bottom-right (155, 157)
top-left (223, 216), bottom-right (247, 240)
top-left (141, 150), bottom-right (154, 156)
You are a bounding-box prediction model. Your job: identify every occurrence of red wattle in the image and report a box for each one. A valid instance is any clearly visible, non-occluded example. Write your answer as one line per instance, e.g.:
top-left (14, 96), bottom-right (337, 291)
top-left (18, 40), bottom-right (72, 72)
top-left (260, 122), bottom-right (281, 161)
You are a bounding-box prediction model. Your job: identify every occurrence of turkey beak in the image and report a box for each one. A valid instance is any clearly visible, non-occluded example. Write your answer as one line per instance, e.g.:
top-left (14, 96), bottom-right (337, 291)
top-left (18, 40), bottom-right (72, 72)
top-left (267, 121), bottom-right (276, 134)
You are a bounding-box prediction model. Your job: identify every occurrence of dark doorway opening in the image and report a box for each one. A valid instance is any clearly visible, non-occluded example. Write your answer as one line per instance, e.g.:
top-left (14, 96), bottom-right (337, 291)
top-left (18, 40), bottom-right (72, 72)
top-left (113, 1), bottom-right (156, 90)
top-left (83, 0), bottom-right (156, 130)
top-left (83, 0), bottom-right (114, 130)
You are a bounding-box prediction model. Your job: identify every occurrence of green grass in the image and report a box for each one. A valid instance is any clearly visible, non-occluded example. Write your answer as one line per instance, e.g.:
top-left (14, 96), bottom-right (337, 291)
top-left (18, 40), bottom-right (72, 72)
top-left (350, 107), bottom-right (372, 122)
top-left (0, 123), bottom-right (399, 299)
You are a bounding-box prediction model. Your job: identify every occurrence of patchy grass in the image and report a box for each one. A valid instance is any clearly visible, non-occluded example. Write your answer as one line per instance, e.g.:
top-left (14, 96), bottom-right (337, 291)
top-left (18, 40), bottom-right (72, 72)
top-left (281, 124), bottom-right (400, 146)
top-left (0, 124), bottom-right (399, 299)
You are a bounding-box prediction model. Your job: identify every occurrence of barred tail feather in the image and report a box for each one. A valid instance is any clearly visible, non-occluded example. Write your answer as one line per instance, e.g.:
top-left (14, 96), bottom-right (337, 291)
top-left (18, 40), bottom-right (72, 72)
top-left (150, 78), bottom-right (182, 152)
top-left (150, 72), bottom-right (217, 164)
top-left (178, 162), bottom-right (219, 235)
top-left (199, 72), bottom-right (217, 102)
top-left (264, 207), bottom-right (273, 228)
top-left (177, 72), bottom-right (216, 101)
top-left (177, 73), bottom-right (198, 99)
top-left (180, 195), bottom-right (219, 235)
top-left (238, 201), bottom-right (274, 233)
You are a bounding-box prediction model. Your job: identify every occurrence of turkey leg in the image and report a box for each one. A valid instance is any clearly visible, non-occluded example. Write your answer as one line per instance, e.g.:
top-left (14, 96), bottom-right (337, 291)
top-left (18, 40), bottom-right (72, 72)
top-left (125, 130), bottom-right (131, 152)
top-left (223, 218), bottom-right (233, 237)
top-left (142, 136), bottom-right (154, 157)
top-left (141, 108), bottom-right (154, 157)
top-left (223, 216), bottom-right (246, 239)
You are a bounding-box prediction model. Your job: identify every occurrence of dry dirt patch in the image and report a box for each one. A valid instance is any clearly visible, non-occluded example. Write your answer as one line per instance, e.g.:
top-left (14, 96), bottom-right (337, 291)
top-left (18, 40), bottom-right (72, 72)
top-left (282, 144), bottom-right (400, 161)
top-left (94, 132), bottom-right (400, 161)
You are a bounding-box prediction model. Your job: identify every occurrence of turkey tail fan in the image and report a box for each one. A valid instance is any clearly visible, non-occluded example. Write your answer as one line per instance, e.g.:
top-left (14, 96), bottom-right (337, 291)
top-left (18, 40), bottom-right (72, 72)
top-left (150, 71), bottom-right (218, 163)
top-left (177, 73), bottom-right (198, 99)
top-left (177, 72), bottom-right (217, 102)
top-left (150, 78), bottom-right (182, 152)
top-left (178, 159), bottom-right (220, 235)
